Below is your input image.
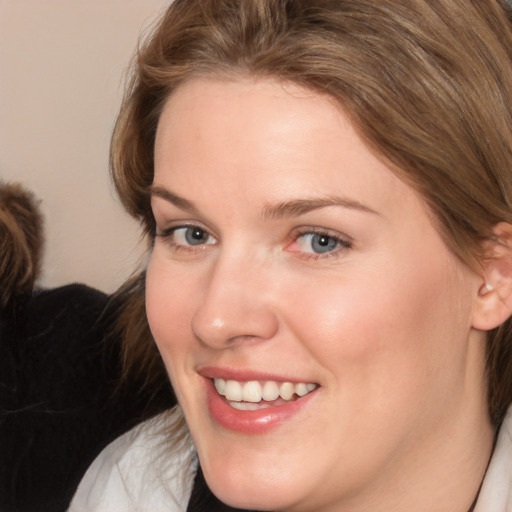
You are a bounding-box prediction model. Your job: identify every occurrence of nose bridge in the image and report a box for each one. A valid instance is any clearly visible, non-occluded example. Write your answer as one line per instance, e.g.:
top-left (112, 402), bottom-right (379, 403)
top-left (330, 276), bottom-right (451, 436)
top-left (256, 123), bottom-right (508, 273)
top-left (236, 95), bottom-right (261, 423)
top-left (191, 245), bottom-right (278, 347)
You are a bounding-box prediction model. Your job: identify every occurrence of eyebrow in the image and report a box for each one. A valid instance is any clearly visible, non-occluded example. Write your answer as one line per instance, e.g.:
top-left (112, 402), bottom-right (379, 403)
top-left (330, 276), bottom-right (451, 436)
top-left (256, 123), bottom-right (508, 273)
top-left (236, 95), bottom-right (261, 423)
top-left (262, 196), bottom-right (379, 219)
top-left (150, 185), bottom-right (201, 216)
top-left (150, 185), bottom-right (379, 219)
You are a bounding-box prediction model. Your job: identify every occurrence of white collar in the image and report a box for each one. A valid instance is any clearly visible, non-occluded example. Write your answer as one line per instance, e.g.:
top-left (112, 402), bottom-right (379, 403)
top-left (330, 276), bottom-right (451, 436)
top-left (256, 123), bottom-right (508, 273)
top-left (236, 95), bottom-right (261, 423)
top-left (474, 406), bottom-right (512, 511)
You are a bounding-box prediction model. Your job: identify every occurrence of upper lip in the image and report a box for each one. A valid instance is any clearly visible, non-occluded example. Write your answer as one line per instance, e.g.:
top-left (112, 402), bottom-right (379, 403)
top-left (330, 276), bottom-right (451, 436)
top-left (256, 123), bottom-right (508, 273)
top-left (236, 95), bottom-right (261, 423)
top-left (197, 365), bottom-right (318, 384)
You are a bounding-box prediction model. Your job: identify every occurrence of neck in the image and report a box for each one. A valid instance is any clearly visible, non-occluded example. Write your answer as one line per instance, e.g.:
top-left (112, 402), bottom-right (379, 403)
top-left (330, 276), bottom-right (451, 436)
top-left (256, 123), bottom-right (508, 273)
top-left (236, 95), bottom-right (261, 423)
top-left (311, 394), bottom-right (495, 512)
top-left (365, 403), bottom-right (494, 512)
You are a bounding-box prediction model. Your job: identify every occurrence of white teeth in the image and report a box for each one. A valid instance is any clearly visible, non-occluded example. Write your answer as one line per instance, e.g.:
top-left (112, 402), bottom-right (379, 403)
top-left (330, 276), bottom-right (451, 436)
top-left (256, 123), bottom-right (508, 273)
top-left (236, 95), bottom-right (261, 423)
top-left (214, 378), bottom-right (226, 395)
top-left (279, 382), bottom-right (295, 400)
top-left (225, 380), bottom-right (243, 401)
top-left (213, 378), bottom-right (317, 403)
top-left (295, 383), bottom-right (308, 397)
top-left (229, 401), bottom-right (268, 411)
top-left (242, 381), bottom-right (262, 402)
top-left (262, 381), bottom-right (280, 401)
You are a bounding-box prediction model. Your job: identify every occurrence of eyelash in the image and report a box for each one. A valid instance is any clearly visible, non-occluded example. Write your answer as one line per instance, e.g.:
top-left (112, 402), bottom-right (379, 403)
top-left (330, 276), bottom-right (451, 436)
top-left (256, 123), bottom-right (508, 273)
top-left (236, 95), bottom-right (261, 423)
top-left (287, 227), bottom-right (352, 260)
top-left (155, 225), bottom-right (215, 254)
top-left (154, 224), bottom-right (352, 259)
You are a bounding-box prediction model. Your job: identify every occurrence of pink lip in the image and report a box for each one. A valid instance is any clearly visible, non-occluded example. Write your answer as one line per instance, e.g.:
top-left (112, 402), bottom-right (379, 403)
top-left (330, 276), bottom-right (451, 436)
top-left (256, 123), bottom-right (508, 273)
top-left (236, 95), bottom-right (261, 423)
top-left (198, 365), bottom-right (314, 384)
top-left (199, 368), bottom-right (318, 434)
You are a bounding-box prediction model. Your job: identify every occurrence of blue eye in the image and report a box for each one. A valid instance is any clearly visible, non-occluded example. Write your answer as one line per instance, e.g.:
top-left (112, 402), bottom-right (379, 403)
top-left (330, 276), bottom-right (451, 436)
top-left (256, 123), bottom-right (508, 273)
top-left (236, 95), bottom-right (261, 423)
top-left (298, 233), bottom-right (339, 254)
top-left (181, 227), bottom-right (212, 245)
top-left (309, 234), bottom-right (339, 253)
top-left (288, 231), bottom-right (351, 256)
top-left (158, 225), bottom-right (216, 247)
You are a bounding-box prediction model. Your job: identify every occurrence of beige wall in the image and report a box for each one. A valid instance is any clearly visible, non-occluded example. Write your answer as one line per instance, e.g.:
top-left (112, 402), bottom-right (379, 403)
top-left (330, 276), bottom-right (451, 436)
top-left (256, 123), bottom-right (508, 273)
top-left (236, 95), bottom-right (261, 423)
top-left (0, 0), bottom-right (168, 293)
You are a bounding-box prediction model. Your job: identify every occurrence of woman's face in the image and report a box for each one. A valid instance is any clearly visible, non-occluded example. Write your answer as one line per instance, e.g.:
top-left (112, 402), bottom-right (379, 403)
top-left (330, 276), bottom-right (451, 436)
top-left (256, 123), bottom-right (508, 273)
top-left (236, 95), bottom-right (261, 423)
top-left (147, 78), bottom-right (488, 511)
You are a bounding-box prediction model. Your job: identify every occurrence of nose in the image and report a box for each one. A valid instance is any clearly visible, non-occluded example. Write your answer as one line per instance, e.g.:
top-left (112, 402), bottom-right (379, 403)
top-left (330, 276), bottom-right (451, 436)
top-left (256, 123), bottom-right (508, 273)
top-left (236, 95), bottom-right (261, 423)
top-left (191, 253), bottom-right (279, 348)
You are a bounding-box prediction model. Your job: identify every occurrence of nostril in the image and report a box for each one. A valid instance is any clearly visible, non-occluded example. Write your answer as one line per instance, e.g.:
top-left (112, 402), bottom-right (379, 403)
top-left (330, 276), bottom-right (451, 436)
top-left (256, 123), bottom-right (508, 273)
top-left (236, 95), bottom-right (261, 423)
top-left (191, 300), bottom-right (279, 348)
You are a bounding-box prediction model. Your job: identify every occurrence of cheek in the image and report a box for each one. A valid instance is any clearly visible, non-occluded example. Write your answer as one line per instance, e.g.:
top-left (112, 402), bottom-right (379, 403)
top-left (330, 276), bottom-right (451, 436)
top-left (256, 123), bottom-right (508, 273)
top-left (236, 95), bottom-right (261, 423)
top-left (145, 255), bottom-right (198, 382)
top-left (283, 252), bottom-right (473, 408)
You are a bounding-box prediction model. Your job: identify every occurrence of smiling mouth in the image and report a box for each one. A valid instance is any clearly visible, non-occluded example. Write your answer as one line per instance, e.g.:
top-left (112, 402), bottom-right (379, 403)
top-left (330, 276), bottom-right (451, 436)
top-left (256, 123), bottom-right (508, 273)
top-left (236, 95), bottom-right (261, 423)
top-left (213, 378), bottom-right (318, 411)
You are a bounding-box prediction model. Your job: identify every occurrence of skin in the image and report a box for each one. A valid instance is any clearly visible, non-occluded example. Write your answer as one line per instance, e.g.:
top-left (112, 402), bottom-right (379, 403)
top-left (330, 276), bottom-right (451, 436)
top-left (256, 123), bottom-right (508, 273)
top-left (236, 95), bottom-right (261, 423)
top-left (146, 78), bottom-right (494, 512)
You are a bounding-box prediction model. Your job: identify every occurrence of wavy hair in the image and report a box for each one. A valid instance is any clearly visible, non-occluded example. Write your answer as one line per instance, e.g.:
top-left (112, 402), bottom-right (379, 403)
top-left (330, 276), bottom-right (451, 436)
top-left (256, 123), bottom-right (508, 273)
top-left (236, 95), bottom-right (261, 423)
top-left (0, 182), bottom-right (43, 310)
top-left (111, 0), bottom-right (512, 425)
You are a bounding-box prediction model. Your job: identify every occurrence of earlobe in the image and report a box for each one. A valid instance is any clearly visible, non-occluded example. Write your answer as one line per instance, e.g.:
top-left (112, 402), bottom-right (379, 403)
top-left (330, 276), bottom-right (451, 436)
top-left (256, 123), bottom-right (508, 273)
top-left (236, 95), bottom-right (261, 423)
top-left (473, 222), bottom-right (512, 331)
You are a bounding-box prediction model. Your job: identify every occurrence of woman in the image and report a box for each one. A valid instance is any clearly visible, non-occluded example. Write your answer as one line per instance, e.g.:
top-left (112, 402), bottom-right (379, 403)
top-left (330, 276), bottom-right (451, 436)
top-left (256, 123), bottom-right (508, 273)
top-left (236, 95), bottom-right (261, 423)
top-left (70, 0), bottom-right (512, 510)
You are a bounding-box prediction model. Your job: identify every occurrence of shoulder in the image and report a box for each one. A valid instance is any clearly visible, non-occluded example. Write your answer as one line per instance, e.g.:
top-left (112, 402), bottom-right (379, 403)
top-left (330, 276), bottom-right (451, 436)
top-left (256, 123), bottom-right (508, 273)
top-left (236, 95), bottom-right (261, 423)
top-left (69, 409), bottom-right (197, 512)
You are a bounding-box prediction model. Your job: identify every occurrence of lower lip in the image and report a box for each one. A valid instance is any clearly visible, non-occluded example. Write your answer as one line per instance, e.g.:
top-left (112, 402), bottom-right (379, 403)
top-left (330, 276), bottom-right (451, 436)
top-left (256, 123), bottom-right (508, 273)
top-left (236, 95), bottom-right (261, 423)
top-left (205, 379), bottom-right (317, 434)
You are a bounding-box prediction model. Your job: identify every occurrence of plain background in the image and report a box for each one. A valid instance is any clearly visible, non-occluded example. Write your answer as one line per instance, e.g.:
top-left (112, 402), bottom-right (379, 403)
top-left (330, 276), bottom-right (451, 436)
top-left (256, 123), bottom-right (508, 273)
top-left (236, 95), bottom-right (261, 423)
top-left (0, 0), bottom-right (169, 293)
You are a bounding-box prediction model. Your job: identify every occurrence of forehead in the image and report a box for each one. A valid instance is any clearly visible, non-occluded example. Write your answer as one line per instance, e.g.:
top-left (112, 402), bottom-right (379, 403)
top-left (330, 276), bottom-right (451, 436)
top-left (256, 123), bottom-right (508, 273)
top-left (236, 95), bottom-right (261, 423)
top-left (153, 77), bottom-right (424, 221)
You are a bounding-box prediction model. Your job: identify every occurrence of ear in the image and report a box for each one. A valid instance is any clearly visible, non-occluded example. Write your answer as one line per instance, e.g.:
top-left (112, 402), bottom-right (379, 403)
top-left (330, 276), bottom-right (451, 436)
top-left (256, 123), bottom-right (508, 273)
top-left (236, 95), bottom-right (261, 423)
top-left (473, 222), bottom-right (512, 331)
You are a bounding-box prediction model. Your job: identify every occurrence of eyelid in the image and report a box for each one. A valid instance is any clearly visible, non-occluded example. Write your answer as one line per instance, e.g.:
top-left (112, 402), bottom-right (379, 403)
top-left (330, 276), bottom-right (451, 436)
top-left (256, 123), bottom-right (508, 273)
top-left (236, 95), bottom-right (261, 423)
top-left (154, 222), bottom-right (218, 253)
top-left (154, 220), bottom-right (352, 260)
top-left (286, 226), bottom-right (353, 258)
top-left (155, 219), bottom-right (215, 238)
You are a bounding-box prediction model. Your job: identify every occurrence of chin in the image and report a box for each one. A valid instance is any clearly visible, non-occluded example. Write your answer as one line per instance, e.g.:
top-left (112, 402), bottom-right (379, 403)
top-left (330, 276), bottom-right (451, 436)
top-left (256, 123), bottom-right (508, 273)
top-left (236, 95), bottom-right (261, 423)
top-left (208, 482), bottom-right (295, 512)
top-left (200, 453), bottom-right (306, 512)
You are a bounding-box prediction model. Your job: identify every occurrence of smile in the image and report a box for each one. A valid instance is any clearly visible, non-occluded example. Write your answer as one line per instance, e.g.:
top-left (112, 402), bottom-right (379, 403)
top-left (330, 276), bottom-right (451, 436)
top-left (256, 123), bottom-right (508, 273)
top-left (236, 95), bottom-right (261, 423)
top-left (214, 378), bottom-right (317, 409)
top-left (201, 369), bottom-right (320, 433)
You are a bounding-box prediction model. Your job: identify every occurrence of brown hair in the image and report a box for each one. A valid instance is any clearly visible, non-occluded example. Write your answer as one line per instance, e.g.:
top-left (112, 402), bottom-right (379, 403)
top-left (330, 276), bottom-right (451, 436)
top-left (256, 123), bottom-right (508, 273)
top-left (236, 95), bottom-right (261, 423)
top-left (111, 0), bottom-right (512, 425)
top-left (0, 182), bottom-right (44, 310)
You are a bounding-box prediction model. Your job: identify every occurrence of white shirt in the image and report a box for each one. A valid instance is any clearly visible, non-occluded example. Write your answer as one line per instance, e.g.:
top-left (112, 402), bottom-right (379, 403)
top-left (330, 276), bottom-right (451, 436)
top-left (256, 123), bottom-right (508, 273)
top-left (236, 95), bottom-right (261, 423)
top-left (69, 406), bottom-right (512, 512)
top-left (474, 406), bottom-right (512, 511)
top-left (68, 412), bottom-right (197, 512)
